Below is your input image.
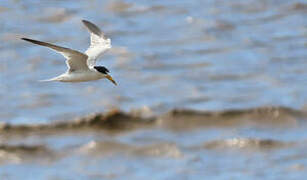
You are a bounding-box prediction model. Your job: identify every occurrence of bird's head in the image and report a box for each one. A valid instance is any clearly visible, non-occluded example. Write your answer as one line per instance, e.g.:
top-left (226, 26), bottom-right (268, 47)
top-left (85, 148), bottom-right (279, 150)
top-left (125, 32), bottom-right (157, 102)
top-left (94, 66), bottom-right (117, 86)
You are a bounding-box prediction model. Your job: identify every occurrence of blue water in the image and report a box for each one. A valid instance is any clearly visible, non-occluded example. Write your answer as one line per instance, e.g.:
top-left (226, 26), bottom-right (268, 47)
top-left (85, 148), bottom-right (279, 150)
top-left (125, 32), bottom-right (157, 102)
top-left (0, 0), bottom-right (307, 179)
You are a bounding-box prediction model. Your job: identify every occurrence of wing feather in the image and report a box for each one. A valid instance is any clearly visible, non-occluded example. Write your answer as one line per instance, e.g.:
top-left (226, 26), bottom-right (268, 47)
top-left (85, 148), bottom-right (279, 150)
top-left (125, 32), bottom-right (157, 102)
top-left (82, 20), bottom-right (111, 67)
top-left (21, 38), bottom-right (88, 71)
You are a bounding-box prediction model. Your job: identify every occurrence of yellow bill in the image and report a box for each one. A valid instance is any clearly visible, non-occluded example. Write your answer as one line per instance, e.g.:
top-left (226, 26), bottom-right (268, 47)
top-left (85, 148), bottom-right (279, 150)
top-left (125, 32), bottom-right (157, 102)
top-left (105, 74), bottom-right (117, 86)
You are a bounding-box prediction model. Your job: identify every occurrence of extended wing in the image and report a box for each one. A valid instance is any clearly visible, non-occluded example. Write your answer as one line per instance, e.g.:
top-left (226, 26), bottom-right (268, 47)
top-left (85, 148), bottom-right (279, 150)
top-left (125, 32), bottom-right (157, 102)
top-left (21, 38), bottom-right (88, 72)
top-left (82, 20), bottom-right (111, 67)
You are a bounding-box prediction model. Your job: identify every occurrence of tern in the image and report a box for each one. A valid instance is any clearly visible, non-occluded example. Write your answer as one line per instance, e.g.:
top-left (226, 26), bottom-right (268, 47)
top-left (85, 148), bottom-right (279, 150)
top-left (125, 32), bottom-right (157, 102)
top-left (21, 20), bottom-right (117, 85)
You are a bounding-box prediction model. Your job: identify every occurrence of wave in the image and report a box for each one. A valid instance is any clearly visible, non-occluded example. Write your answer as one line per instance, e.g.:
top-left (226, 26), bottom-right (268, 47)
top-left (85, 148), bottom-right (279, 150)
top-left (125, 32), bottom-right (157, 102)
top-left (203, 138), bottom-right (293, 151)
top-left (0, 144), bottom-right (53, 164)
top-left (78, 141), bottom-right (182, 158)
top-left (0, 106), bottom-right (306, 133)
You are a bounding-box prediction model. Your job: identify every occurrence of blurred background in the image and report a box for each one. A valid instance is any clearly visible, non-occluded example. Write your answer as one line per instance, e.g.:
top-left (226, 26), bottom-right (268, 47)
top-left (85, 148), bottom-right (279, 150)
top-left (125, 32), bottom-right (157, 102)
top-left (0, 0), bottom-right (307, 179)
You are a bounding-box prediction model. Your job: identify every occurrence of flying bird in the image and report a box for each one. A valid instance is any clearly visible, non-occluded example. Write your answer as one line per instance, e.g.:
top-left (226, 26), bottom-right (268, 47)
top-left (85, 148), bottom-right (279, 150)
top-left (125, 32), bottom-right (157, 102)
top-left (21, 20), bottom-right (117, 85)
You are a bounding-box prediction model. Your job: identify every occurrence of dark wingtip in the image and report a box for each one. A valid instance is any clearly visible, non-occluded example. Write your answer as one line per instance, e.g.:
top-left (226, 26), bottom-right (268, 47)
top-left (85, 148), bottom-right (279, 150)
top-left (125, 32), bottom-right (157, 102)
top-left (81, 19), bottom-right (91, 26)
top-left (21, 38), bottom-right (35, 43)
top-left (20, 38), bottom-right (54, 48)
top-left (82, 19), bottom-right (89, 23)
top-left (81, 19), bottom-right (103, 37)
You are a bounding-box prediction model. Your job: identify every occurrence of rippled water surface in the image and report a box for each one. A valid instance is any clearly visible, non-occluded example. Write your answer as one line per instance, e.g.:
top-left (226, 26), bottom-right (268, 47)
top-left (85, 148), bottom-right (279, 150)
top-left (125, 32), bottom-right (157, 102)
top-left (0, 0), bottom-right (307, 179)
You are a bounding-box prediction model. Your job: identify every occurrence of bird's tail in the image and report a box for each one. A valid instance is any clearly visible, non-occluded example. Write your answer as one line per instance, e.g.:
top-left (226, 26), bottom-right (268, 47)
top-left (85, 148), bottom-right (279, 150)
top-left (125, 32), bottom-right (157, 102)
top-left (38, 77), bottom-right (58, 82)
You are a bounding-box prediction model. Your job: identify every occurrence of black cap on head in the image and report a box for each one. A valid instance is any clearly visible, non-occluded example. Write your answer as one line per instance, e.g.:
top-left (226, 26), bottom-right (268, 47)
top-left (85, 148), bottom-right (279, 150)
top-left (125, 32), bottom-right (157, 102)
top-left (94, 66), bottom-right (110, 74)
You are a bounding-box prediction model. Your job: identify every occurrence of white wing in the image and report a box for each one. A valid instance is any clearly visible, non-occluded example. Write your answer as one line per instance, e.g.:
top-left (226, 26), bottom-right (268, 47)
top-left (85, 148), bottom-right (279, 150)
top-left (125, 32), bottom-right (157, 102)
top-left (82, 20), bottom-right (111, 67)
top-left (21, 38), bottom-right (88, 72)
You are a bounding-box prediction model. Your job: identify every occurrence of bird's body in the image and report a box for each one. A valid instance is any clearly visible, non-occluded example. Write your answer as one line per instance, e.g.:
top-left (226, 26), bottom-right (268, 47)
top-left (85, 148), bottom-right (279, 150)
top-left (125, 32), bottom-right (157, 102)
top-left (42, 69), bottom-right (103, 82)
top-left (22, 20), bottom-right (117, 85)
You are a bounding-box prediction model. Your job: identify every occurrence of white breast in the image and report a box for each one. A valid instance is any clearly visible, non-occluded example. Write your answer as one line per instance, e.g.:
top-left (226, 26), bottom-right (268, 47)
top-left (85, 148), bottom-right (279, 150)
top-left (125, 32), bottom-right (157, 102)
top-left (58, 70), bottom-right (103, 82)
